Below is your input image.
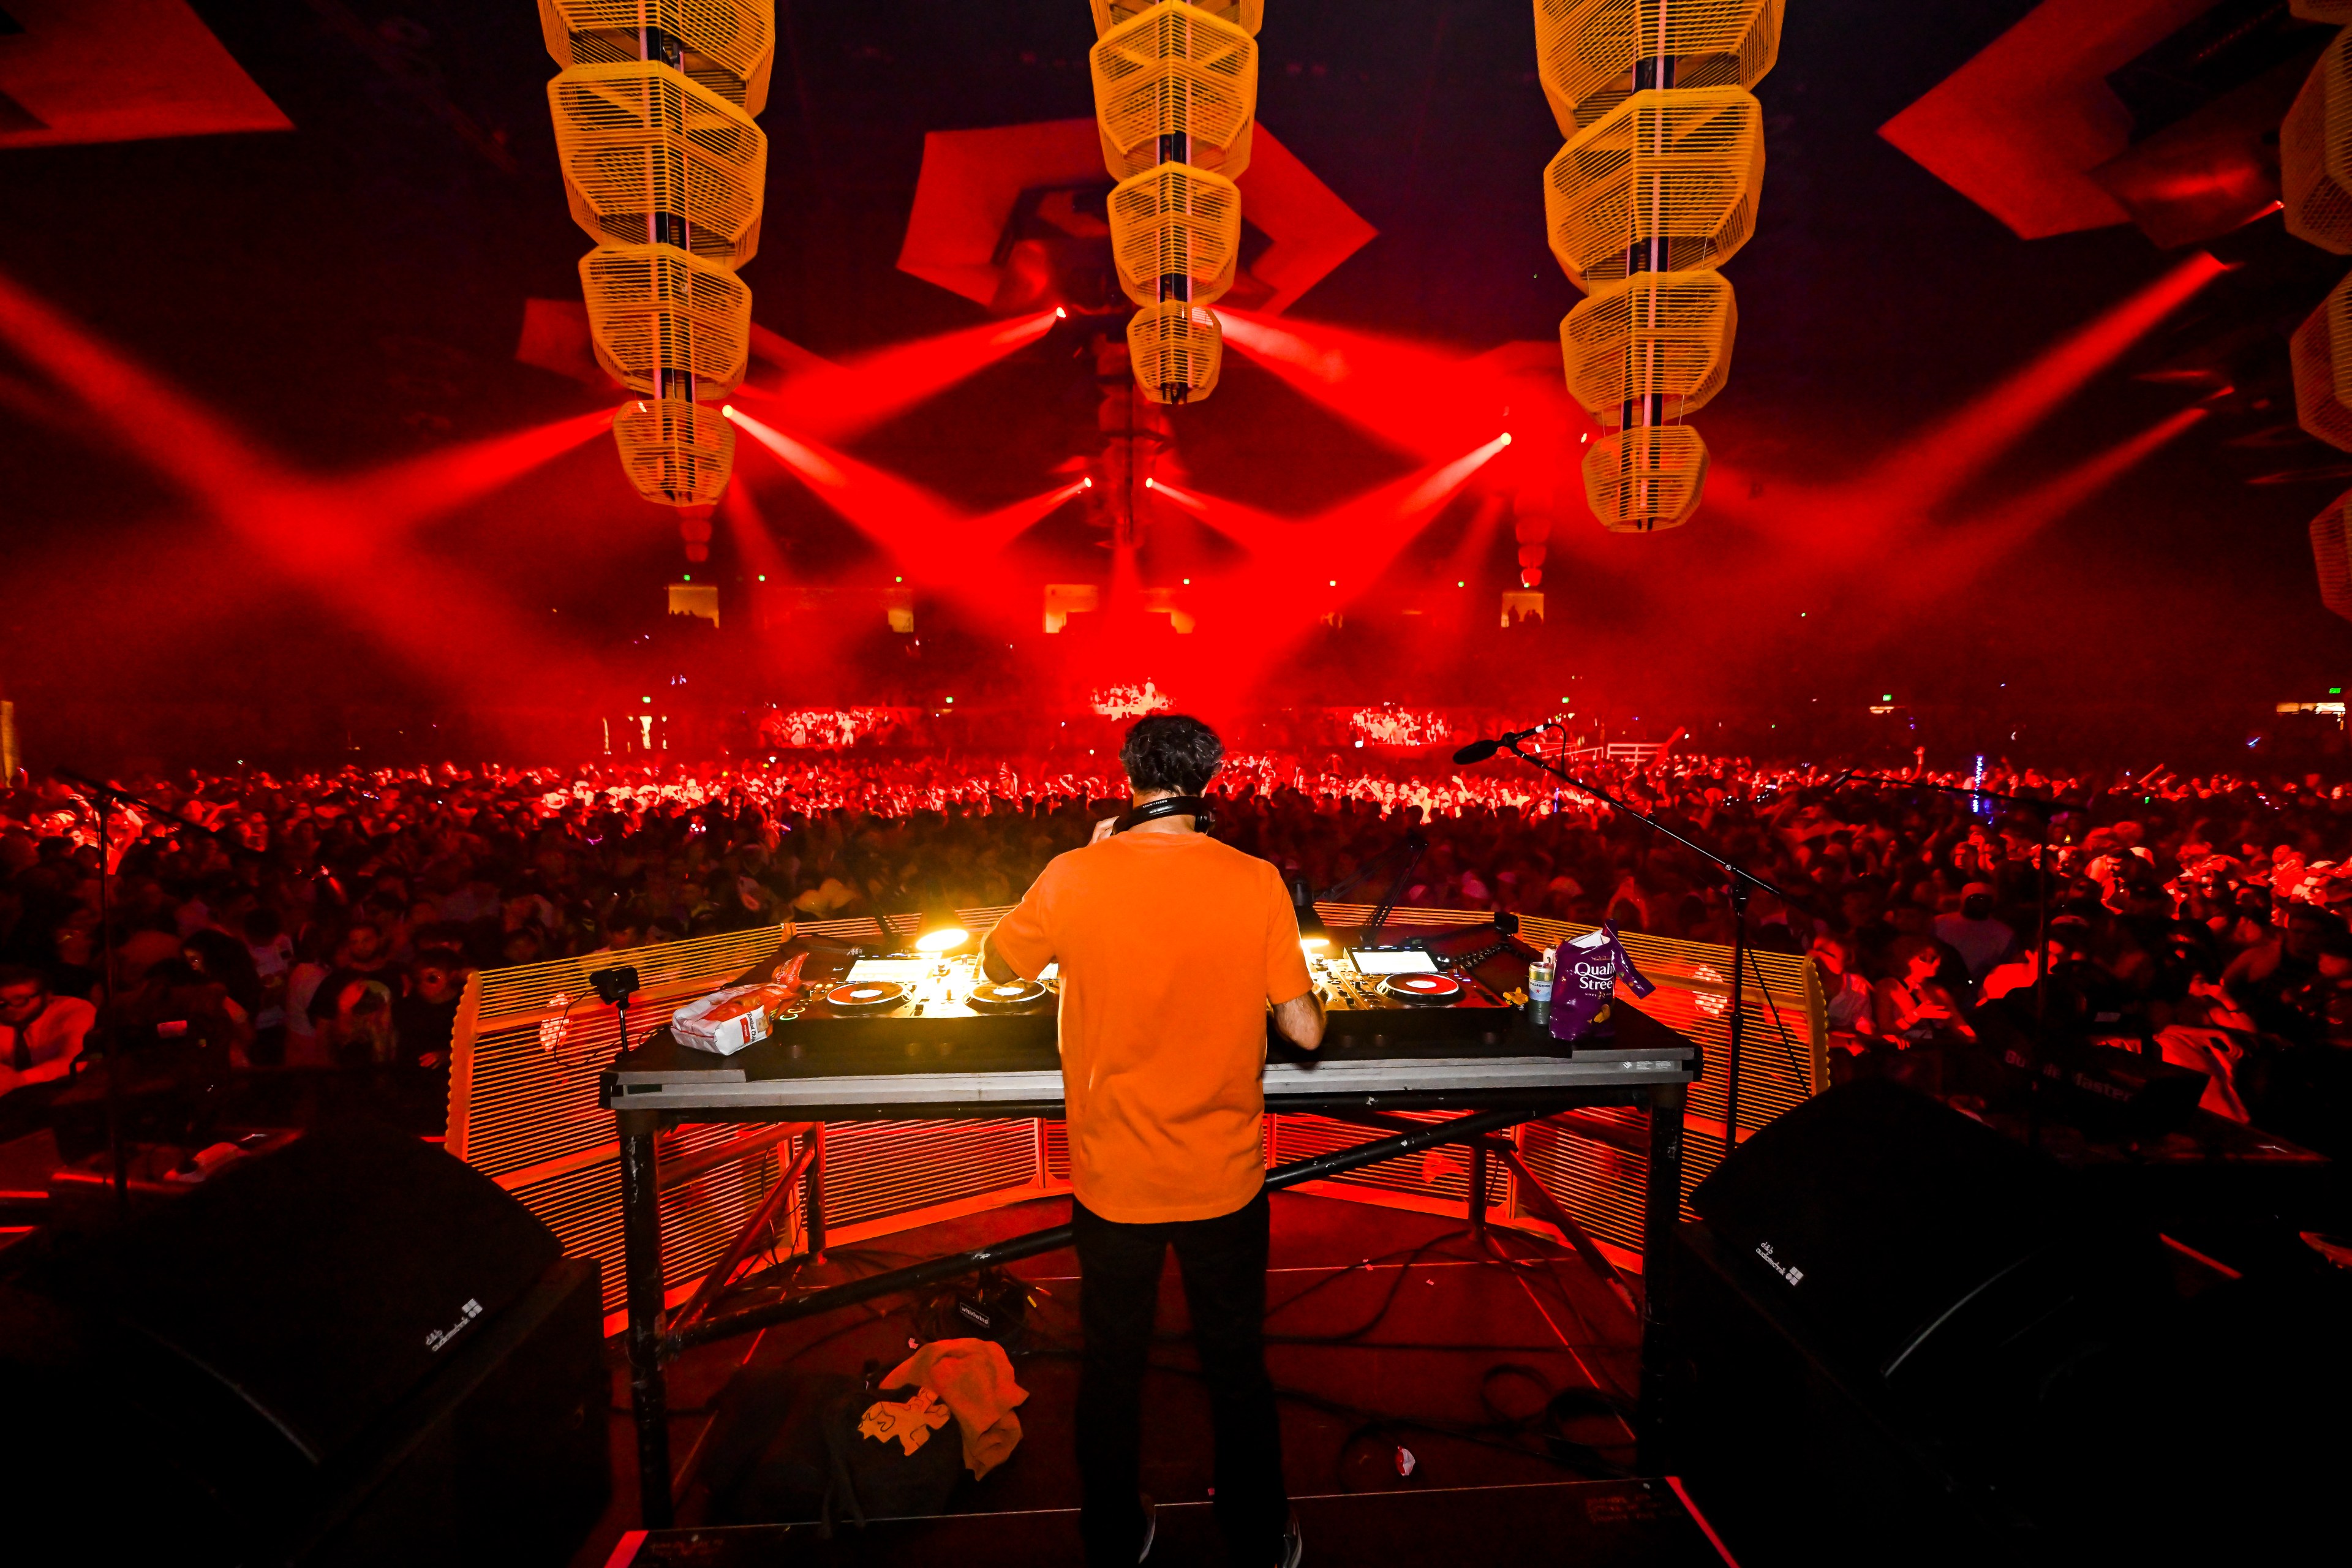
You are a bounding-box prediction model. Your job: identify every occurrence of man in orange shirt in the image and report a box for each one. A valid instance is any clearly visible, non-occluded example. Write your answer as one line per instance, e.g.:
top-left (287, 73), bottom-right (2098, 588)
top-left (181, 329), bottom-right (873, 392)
top-left (986, 715), bottom-right (1324, 1568)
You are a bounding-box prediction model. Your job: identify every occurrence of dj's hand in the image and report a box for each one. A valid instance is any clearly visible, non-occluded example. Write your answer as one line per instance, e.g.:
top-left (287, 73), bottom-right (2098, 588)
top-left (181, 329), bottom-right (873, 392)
top-left (1090, 816), bottom-right (1118, 845)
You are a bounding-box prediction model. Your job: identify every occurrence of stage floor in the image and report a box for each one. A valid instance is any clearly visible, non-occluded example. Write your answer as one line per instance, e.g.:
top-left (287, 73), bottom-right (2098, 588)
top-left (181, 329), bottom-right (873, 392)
top-left (572, 1192), bottom-right (1750, 1566)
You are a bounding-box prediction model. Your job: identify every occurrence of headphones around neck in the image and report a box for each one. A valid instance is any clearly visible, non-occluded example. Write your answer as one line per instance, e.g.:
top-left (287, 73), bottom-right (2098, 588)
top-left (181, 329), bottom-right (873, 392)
top-left (1110, 795), bottom-right (1216, 834)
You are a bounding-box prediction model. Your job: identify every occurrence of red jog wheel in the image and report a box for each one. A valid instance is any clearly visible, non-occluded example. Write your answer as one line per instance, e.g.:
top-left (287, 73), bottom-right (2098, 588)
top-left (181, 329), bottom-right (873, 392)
top-left (823, 981), bottom-right (908, 1011)
top-left (967, 981), bottom-right (1047, 1012)
top-left (1380, 973), bottom-right (1464, 1006)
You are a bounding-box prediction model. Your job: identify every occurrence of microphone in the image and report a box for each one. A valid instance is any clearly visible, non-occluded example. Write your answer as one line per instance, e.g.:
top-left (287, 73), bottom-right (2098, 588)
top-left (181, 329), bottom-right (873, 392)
top-left (1452, 726), bottom-right (1540, 766)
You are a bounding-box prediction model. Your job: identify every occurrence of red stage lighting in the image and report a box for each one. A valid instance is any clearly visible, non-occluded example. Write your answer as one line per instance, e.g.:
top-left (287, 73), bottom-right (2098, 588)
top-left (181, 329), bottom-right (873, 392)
top-left (1888, 405), bottom-right (2207, 610)
top-left (731, 311), bottom-right (1056, 443)
top-left (0, 268), bottom-right (586, 694)
top-left (1218, 308), bottom-right (1522, 461)
top-left (1868, 251), bottom-right (2224, 513)
top-left (730, 407), bottom-right (1082, 610)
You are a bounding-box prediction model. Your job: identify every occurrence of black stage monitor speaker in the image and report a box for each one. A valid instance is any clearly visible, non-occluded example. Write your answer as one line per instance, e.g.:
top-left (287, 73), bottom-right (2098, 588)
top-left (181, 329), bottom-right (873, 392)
top-left (1678, 1079), bottom-right (2352, 1562)
top-left (4, 1123), bottom-right (604, 1567)
top-left (50, 1121), bottom-right (561, 1466)
top-left (1687, 1079), bottom-right (2165, 1397)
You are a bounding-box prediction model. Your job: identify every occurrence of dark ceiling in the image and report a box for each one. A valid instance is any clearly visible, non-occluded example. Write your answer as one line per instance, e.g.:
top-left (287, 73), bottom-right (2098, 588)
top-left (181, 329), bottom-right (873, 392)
top-left (2, 0), bottom-right (2349, 763)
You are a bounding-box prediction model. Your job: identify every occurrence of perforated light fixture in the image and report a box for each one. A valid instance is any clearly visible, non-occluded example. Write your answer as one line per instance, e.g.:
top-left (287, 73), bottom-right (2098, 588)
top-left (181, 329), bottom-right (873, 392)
top-left (615, 398), bottom-right (736, 507)
top-left (2314, 488), bottom-right (2352, 622)
top-left (1537, 0), bottom-right (1776, 533)
top-left (549, 66), bottom-right (767, 266)
top-left (1534, 0), bottom-right (1784, 133)
top-left (541, 2), bottom-right (774, 537)
top-left (1562, 270), bottom-right (1737, 424)
top-left (581, 243), bottom-right (752, 398)
top-left (1093, 0), bottom-right (1261, 32)
top-left (1583, 424), bottom-right (1709, 532)
top-left (1544, 86), bottom-right (1764, 290)
top-left (1128, 302), bottom-right (1226, 404)
top-left (1091, 1), bottom-right (1260, 182)
top-left (1091, 0), bottom-right (1260, 404)
top-left (1107, 164), bottom-right (1244, 307)
top-left (538, 0), bottom-right (775, 113)
top-left (2286, 28), bottom-right (2352, 255)
top-left (2293, 271), bottom-right (2352, 451)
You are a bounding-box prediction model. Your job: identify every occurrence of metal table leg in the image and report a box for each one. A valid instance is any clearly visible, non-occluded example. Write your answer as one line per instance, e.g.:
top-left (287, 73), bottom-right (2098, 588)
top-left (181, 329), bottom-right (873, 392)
top-left (1635, 1079), bottom-right (1686, 1473)
top-left (1467, 1133), bottom-right (1489, 1241)
top-left (618, 1110), bottom-right (674, 1528)
top-left (802, 1122), bottom-right (826, 1261)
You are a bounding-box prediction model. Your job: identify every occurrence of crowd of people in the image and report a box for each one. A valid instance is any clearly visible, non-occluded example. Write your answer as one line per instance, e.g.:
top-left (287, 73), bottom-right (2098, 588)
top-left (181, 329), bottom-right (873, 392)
top-left (2, 744), bottom-right (2350, 1153)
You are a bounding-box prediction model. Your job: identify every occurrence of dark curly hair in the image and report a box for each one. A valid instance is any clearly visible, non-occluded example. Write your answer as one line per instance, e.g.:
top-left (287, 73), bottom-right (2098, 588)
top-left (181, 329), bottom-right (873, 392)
top-left (1120, 714), bottom-right (1224, 797)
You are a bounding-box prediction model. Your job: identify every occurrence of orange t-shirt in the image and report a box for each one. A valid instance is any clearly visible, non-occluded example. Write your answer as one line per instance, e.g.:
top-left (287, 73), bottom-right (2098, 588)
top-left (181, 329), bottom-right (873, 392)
top-left (989, 830), bottom-right (1313, 1224)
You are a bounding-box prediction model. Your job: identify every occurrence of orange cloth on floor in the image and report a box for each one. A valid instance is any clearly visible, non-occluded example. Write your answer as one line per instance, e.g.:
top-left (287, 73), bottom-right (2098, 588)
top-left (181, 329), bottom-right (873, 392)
top-left (987, 831), bottom-right (1312, 1223)
top-left (883, 1338), bottom-right (1030, 1480)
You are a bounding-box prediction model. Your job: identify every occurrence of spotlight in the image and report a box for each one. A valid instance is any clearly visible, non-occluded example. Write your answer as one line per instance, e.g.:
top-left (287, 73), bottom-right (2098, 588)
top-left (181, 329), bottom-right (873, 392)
top-left (1144, 477), bottom-right (1155, 488)
top-left (915, 925), bottom-right (969, 953)
top-left (722, 404), bottom-right (734, 418)
top-left (1499, 432), bottom-right (1512, 445)
top-left (1056, 306), bottom-right (1068, 319)
top-left (1289, 878), bottom-right (1332, 948)
top-left (1082, 477), bottom-right (1093, 488)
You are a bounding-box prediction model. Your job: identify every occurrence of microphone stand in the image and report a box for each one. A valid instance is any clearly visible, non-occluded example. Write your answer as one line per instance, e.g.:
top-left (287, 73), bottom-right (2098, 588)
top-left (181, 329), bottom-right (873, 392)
top-left (56, 772), bottom-right (149, 1215)
top-left (1483, 738), bottom-right (1809, 1163)
top-left (54, 770), bottom-right (246, 1213)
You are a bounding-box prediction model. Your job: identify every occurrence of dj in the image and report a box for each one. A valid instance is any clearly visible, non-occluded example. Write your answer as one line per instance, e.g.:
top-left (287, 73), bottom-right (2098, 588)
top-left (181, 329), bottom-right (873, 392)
top-left (984, 714), bottom-right (1323, 1568)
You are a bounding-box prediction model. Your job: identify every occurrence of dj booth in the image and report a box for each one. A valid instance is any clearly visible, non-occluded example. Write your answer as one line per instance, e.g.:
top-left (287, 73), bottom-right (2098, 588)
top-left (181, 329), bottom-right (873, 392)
top-left (442, 904), bottom-right (1826, 1526)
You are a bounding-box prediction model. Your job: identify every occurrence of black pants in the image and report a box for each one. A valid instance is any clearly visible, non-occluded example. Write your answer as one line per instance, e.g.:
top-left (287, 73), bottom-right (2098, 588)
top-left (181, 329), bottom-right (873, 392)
top-left (1074, 1187), bottom-right (1287, 1567)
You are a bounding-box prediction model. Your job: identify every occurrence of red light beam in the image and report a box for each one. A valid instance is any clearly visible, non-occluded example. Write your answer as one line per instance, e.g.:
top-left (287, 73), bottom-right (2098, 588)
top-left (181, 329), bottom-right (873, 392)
top-left (0, 268), bottom-right (582, 692)
top-left (733, 311), bottom-right (1057, 443)
top-left (1888, 405), bottom-right (2207, 612)
top-left (1866, 251), bottom-right (2224, 513)
top-left (1219, 308), bottom-right (1516, 461)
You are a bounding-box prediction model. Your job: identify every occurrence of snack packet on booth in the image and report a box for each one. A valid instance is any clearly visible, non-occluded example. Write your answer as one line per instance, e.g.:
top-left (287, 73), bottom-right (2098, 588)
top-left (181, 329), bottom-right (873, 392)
top-left (673, 981), bottom-right (795, 1056)
top-left (1548, 922), bottom-right (1655, 1045)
